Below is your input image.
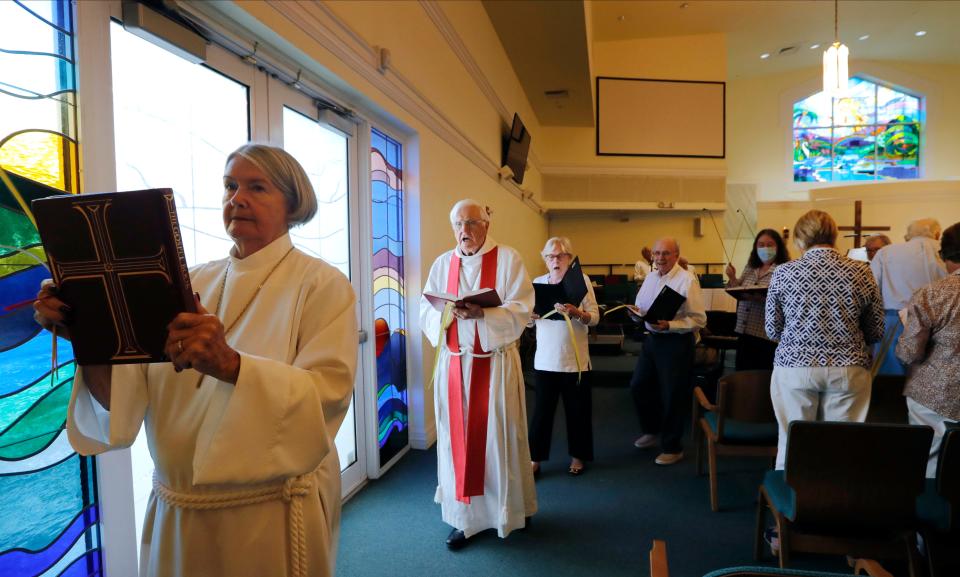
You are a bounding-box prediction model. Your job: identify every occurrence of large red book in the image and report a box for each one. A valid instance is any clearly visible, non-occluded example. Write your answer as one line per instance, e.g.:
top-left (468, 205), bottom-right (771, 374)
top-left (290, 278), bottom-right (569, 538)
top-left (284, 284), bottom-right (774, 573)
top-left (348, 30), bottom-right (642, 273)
top-left (32, 188), bottom-right (195, 365)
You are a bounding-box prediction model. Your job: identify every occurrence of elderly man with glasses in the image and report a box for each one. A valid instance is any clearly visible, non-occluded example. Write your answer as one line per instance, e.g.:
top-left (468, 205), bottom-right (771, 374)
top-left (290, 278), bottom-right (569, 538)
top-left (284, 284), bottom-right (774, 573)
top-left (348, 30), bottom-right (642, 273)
top-left (419, 199), bottom-right (536, 550)
top-left (628, 237), bottom-right (706, 466)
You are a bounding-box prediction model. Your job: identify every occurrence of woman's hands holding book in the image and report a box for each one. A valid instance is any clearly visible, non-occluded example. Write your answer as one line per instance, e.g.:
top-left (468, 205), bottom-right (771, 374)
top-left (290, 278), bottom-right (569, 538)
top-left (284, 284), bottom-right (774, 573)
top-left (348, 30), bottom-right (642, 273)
top-left (166, 296), bottom-right (241, 384)
top-left (33, 279), bottom-right (72, 340)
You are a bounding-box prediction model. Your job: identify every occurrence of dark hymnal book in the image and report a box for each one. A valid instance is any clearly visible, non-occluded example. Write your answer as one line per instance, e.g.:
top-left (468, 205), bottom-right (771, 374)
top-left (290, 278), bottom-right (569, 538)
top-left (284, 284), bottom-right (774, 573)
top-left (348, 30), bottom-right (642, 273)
top-left (724, 285), bottom-right (768, 300)
top-left (423, 288), bottom-right (502, 312)
top-left (533, 257), bottom-right (589, 320)
top-left (32, 188), bottom-right (195, 365)
top-left (642, 285), bottom-right (686, 323)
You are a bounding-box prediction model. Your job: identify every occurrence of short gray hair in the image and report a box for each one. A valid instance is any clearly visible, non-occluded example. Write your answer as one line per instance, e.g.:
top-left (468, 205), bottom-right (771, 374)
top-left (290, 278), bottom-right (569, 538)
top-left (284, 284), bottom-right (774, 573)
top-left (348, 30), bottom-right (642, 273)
top-left (541, 236), bottom-right (573, 258)
top-left (905, 218), bottom-right (941, 241)
top-left (449, 199), bottom-right (490, 225)
top-left (227, 143), bottom-right (317, 227)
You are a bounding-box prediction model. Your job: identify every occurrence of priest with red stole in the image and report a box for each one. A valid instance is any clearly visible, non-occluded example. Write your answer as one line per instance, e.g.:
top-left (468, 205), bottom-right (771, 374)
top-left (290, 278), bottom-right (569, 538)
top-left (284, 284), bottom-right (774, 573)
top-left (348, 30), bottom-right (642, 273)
top-left (419, 199), bottom-right (537, 550)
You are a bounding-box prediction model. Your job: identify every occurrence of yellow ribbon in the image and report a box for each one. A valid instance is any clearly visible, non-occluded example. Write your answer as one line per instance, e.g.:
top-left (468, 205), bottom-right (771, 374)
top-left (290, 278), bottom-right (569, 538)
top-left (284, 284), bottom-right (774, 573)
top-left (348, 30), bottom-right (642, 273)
top-left (428, 302), bottom-right (456, 392)
top-left (0, 165), bottom-right (38, 228)
top-left (602, 304), bottom-right (631, 317)
top-left (540, 308), bottom-right (583, 384)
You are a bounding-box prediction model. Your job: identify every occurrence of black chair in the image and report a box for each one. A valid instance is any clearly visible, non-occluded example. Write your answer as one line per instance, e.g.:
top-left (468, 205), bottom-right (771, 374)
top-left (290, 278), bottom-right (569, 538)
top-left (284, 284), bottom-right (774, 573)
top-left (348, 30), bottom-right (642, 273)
top-left (917, 424), bottom-right (960, 577)
top-left (755, 421), bottom-right (932, 576)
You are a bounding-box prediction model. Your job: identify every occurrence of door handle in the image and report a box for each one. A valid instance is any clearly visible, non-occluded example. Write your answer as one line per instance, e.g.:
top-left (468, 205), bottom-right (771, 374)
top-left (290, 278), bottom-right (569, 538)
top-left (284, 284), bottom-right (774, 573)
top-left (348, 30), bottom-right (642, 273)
top-left (358, 329), bottom-right (367, 343)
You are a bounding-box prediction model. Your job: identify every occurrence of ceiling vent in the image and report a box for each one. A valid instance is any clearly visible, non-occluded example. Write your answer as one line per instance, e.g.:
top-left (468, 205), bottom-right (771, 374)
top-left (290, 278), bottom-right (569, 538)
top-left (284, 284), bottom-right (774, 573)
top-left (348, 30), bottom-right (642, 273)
top-left (778, 45), bottom-right (799, 57)
top-left (544, 89), bottom-right (570, 99)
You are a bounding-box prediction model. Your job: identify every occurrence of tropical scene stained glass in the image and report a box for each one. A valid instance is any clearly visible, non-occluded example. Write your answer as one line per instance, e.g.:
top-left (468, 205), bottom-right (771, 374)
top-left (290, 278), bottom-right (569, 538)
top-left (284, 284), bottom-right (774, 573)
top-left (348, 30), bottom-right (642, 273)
top-left (371, 128), bottom-right (408, 466)
top-left (0, 1), bottom-right (101, 575)
top-left (793, 76), bottom-right (920, 182)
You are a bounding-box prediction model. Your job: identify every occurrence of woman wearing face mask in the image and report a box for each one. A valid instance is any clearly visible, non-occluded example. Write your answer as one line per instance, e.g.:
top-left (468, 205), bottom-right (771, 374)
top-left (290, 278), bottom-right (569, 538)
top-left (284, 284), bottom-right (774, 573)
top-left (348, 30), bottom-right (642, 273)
top-left (725, 229), bottom-right (790, 370)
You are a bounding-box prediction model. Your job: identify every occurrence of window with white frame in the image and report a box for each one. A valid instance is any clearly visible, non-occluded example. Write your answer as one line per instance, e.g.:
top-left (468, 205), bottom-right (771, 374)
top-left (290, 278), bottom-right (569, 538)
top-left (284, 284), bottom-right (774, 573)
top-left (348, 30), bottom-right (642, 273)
top-left (792, 76), bottom-right (921, 182)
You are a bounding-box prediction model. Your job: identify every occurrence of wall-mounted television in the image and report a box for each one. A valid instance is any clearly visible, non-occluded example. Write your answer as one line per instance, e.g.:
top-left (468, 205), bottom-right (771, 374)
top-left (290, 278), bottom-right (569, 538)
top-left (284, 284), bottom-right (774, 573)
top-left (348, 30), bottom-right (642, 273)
top-left (502, 113), bottom-right (531, 185)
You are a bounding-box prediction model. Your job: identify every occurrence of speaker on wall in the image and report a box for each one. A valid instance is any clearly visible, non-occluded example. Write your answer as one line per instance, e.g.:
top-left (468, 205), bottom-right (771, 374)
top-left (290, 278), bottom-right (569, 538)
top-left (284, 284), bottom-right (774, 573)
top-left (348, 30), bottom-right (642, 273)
top-left (693, 217), bottom-right (704, 237)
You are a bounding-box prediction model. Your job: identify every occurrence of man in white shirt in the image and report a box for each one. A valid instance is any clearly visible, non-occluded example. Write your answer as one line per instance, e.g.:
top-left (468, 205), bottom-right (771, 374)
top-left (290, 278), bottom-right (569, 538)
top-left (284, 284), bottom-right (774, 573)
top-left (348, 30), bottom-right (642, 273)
top-left (634, 246), bottom-right (653, 282)
top-left (628, 237), bottom-right (707, 465)
top-left (871, 218), bottom-right (947, 375)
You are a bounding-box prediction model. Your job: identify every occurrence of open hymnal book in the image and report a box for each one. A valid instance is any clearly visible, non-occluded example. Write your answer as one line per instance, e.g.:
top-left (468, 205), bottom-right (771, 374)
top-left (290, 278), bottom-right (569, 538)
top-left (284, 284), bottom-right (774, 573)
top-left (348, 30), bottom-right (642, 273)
top-left (724, 284), bottom-right (768, 300)
top-left (423, 288), bottom-right (502, 312)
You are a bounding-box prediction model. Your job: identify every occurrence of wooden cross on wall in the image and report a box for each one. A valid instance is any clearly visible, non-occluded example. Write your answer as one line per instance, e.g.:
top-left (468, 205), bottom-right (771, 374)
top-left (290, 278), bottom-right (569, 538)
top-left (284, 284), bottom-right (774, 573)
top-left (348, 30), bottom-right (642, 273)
top-left (838, 200), bottom-right (891, 248)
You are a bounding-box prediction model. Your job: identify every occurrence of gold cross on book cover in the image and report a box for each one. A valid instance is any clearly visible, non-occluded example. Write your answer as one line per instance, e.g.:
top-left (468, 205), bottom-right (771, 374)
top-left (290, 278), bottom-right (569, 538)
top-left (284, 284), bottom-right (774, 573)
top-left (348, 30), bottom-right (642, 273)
top-left (32, 188), bottom-right (195, 365)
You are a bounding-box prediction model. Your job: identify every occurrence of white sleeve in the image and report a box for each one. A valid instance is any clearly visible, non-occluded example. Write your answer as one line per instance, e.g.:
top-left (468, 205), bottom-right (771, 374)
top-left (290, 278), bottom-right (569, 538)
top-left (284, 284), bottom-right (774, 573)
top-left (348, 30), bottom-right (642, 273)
top-left (480, 249), bottom-right (534, 351)
top-left (191, 271), bottom-right (358, 486)
top-left (66, 363), bottom-right (149, 455)
top-left (419, 255), bottom-right (447, 348)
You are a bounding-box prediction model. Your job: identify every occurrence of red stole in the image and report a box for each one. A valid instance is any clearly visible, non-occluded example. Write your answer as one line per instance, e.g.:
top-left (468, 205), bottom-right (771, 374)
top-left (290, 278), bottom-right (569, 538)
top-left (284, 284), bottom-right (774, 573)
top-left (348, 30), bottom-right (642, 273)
top-left (445, 246), bottom-right (499, 503)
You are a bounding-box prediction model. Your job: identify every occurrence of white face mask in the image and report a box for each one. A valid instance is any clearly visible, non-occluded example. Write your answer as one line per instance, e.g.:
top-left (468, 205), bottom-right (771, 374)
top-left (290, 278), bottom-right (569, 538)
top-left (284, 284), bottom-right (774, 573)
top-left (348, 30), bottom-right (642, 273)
top-left (757, 247), bottom-right (777, 263)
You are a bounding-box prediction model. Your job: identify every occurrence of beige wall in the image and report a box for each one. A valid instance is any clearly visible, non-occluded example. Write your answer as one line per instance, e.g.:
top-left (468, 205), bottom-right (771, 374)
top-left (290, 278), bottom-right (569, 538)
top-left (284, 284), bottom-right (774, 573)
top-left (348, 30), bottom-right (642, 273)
top-left (728, 60), bottom-right (960, 202)
top-left (547, 211), bottom-right (729, 276)
top-left (540, 33), bottom-right (727, 172)
top-left (758, 180), bottom-right (960, 257)
top-left (229, 1), bottom-right (549, 447)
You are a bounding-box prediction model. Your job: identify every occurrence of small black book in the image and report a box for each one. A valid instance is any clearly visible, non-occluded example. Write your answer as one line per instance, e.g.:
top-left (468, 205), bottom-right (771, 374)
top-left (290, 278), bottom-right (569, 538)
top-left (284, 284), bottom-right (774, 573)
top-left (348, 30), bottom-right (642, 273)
top-left (32, 188), bottom-right (195, 365)
top-left (642, 285), bottom-right (686, 323)
top-left (533, 257), bottom-right (589, 320)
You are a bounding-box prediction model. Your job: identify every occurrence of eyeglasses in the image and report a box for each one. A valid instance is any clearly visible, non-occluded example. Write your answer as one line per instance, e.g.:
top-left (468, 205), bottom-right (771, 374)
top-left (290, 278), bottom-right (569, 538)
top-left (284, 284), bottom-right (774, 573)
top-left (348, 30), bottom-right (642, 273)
top-left (453, 219), bottom-right (486, 229)
top-left (651, 251), bottom-right (676, 257)
top-left (543, 253), bottom-right (571, 261)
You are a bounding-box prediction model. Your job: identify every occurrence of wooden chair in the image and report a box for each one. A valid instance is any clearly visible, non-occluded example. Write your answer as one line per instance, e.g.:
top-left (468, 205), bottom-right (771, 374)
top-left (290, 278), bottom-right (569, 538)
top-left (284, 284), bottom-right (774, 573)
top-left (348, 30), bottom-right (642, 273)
top-left (755, 421), bottom-right (932, 576)
top-left (648, 539), bottom-right (893, 577)
top-left (917, 424), bottom-right (960, 577)
top-left (693, 370), bottom-right (778, 511)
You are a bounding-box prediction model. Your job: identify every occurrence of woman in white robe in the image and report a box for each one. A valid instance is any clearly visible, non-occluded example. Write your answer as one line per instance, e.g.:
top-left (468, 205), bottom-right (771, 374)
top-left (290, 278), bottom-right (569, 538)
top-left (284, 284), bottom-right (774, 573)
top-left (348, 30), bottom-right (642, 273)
top-left (35, 144), bottom-right (357, 577)
top-left (419, 199), bottom-right (536, 549)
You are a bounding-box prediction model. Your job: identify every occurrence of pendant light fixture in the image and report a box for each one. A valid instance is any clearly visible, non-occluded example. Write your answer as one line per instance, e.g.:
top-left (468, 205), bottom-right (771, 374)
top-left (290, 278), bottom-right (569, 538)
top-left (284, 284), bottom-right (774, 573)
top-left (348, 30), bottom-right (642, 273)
top-left (823, 0), bottom-right (848, 95)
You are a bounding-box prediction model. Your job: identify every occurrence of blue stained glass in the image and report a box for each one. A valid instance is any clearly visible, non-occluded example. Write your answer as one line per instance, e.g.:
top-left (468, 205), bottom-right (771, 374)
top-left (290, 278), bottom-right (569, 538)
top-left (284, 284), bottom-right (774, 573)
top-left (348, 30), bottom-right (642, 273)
top-left (0, 503), bottom-right (98, 575)
top-left (792, 77), bottom-right (920, 182)
top-left (0, 0), bottom-right (100, 568)
top-left (371, 128), bottom-right (408, 465)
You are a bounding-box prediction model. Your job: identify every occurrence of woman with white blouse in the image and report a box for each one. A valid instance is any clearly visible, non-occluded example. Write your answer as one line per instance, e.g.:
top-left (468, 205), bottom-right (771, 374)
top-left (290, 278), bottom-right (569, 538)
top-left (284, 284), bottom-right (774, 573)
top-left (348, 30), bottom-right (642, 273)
top-left (528, 237), bottom-right (599, 476)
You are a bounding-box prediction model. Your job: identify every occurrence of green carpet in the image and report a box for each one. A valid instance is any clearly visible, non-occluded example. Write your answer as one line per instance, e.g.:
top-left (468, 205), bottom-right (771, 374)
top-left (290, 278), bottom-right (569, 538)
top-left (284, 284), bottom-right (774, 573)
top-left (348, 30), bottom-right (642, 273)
top-left (336, 386), bottom-right (855, 577)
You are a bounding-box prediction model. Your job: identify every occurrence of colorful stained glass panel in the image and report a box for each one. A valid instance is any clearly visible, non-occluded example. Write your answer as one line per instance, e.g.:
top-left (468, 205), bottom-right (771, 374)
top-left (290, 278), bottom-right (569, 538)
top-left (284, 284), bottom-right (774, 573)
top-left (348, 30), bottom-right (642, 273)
top-left (792, 77), bottom-right (920, 182)
top-left (0, 0), bottom-right (100, 570)
top-left (371, 127), bottom-right (408, 467)
top-left (793, 127), bottom-right (833, 182)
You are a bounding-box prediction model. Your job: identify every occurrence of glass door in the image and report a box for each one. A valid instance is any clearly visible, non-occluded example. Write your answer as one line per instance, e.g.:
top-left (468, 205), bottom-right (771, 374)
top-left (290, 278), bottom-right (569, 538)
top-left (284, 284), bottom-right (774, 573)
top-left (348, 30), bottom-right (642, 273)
top-left (271, 81), bottom-right (367, 497)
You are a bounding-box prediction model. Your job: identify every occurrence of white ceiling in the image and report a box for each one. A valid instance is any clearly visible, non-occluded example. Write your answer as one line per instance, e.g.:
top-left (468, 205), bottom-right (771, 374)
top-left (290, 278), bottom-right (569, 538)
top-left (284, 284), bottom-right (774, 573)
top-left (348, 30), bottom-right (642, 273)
top-left (485, 1), bottom-right (960, 127)
top-left (592, 0), bottom-right (960, 80)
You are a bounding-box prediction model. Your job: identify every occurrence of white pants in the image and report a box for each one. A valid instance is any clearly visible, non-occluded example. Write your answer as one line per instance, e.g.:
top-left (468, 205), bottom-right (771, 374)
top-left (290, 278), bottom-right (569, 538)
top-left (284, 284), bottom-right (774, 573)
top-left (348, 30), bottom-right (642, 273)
top-left (907, 397), bottom-right (950, 478)
top-left (771, 366), bottom-right (872, 469)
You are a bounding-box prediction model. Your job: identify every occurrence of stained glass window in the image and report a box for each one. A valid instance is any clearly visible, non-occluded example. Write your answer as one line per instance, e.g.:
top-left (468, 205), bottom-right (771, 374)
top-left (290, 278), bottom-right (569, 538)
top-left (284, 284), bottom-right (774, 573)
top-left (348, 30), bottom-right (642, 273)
top-left (0, 1), bottom-right (101, 575)
top-left (371, 128), bottom-right (408, 466)
top-left (793, 76), bottom-right (921, 182)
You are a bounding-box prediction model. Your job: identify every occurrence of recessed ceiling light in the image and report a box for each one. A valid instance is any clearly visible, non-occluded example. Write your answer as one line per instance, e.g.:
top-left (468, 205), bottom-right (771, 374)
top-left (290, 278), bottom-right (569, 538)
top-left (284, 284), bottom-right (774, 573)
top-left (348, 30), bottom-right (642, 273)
top-left (915, 30), bottom-right (927, 37)
top-left (859, 34), bottom-right (870, 41)
top-left (810, 43), bottom-right (821, 50)
top-left (760, 53), bottom-right (770, 59)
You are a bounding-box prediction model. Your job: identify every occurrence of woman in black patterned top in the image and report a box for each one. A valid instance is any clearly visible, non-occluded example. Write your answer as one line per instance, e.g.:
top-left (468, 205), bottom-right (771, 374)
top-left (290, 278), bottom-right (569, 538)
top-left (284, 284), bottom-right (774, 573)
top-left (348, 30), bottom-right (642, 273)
top-left (725, 229), bottom-right (790, 370)
top-left (765, 210), bottom-right (884, 469)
